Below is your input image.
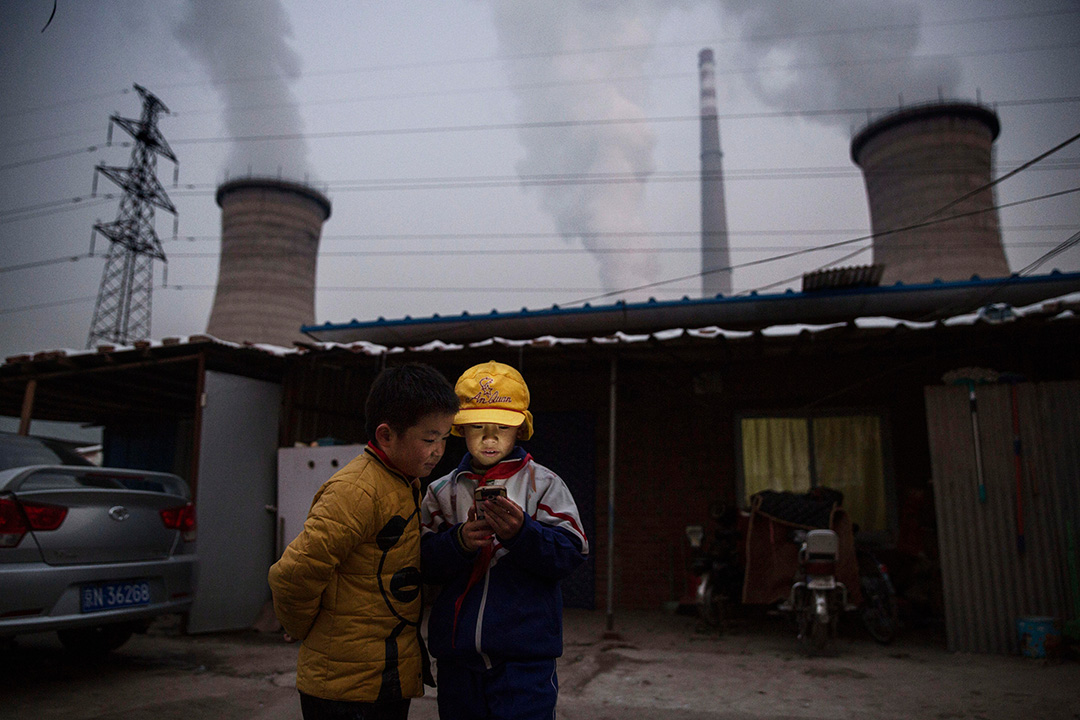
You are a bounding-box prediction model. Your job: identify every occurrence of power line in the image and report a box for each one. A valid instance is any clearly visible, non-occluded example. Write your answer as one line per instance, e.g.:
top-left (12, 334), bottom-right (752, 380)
top-left (3, 5), bottom-right (1075, 167)
top-left (158, 284), bottom-right (611, 294)
top-left (9, 103), bottom-right (1077, 186)
top-left (159, 240), bottom-right (1072, 259)
top-left (599, 129), bottom-right (1080, 303)
top-left (0, 144), bottom-right (124, 173)
top-left (7, 145), bottom-right (1076, 226)
top-left (1, 237), bottom-right (1071, 278)
top-left (5, 94), bottom-right (1078, 179)
top-left (165, 97), bottom-right (1080, 148)
top-left (165, 225), bottom-right (1078, 242)
top-left (562, 186), bottom-right (1080, 307)
top-left (0, 197), bottom-right (115, 225)
top-left (129, 41), bottom-right (1080, 125)
top-left (0, 254), bottom-right (92, 274)
top-left (0, 295), bottom-right (98, 316)
top-left (923, 130), bottom-right (1080, 222)
top-left (1017, 229), bottom-right (1080, 275)
top-left (9, 151), bottom-right (1075, 228)
top-left (65, 7), bottom-right (1080, 111)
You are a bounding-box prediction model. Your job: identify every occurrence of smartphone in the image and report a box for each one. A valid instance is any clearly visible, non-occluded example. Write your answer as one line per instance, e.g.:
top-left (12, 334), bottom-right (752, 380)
top-left (474, 485), bottom-right (507, 519)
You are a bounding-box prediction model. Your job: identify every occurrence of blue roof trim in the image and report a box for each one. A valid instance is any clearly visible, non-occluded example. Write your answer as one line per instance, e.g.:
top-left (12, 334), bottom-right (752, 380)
top-left (302, 271), bottom-right (1078, 334)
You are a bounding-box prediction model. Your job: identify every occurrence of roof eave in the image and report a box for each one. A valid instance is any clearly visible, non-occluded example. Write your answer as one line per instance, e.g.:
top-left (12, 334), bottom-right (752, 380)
top-left (303, 272), bottom-right (1080, 347)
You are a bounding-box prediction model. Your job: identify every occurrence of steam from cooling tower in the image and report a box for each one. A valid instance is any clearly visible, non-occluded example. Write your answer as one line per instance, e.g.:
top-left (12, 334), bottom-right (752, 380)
top-left (174, 0), bottom-right (310, 180)
top-left (715, 0), bottom-right (962, 127)
top-left (487, 1), bottom-right (663, 297)
top-left (486, 0), bottom-right (962, 298)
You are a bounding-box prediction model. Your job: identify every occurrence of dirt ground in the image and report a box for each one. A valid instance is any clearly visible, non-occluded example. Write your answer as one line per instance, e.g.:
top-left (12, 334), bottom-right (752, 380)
top-left (556, 609), bottom-right (1080, 720)
top-left (2, 608), bottom-right (1077, 720)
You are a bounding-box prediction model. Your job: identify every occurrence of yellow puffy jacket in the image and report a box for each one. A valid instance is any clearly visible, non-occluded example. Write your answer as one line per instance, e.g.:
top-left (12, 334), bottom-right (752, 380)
top-left (268, 446), bottom-right (425, 702)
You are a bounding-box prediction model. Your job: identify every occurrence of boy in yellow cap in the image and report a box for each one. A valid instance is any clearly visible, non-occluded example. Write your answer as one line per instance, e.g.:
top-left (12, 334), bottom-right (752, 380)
top-left (420, 361), bottom-right (589, 720)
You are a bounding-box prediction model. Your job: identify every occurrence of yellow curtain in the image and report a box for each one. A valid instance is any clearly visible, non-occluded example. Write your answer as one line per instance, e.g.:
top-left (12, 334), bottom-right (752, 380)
top-left (740, 415), bottom-right (886, 532)
top-left (813, 416), bottom-right (886, 532)
top-left (740, 417), bottom-right (810, 501)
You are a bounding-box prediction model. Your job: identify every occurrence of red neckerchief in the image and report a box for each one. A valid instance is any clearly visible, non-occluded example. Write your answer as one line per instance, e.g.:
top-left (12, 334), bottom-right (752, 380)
top-left (365, 442), bottom-right (418, 486)
top-left (465, 451), bottom-right (531, 485)
top-left (451, 452), bottom-right (531, 646)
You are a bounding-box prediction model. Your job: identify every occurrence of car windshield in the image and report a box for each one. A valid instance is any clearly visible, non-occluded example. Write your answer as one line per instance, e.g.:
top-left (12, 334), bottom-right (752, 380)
top-left (0, 433), bottom-right (95, 471)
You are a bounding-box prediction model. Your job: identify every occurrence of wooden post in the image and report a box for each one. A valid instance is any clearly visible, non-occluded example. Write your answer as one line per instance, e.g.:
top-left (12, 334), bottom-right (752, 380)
top-left (18, 379), bottom-right (37, 436)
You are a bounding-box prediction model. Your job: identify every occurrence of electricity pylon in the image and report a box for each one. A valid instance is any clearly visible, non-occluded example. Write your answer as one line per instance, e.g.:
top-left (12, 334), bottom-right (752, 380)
top-left (87, 84), bottom-right (177, 348)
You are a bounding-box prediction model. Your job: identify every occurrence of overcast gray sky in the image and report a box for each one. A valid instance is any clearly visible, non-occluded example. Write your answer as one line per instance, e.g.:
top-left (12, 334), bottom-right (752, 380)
top-left (2, 0), bottom-right (1078, 361)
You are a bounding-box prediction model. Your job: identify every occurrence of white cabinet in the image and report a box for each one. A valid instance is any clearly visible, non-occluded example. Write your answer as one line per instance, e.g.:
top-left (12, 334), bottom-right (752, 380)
top-left (275, 444), bottom-right (365, 555)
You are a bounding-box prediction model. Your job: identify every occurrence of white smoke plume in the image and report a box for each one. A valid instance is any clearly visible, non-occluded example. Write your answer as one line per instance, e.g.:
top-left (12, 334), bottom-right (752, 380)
top-left (173, 0), bottom-right (310, 180)
top-left (717, 0), bottom-right (962, 121)
top-left (486, 0), bottom-right (959, 297)
top-left (487, 1), bottom-right (668, 296)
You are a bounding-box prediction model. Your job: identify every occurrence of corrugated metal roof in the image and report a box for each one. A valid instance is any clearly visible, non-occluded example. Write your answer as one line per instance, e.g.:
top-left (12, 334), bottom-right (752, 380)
top-left (302, 271), bottom-right (1080, 347)
top-left (294, 291), bottom-right (1079, 358)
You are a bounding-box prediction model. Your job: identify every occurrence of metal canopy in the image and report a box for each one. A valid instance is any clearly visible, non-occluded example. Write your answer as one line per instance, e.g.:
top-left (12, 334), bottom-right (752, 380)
top-left (302, 272), bottom-right (1080, 347)
top-left (0, 338), bottom-right (285, 426)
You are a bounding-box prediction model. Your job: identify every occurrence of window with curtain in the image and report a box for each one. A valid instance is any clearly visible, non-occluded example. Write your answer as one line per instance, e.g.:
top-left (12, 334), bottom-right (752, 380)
top-left (739, 414), bottom-right (887, 532)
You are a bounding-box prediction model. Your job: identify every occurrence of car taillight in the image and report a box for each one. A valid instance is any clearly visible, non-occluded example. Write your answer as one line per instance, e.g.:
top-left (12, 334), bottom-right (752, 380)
top-left (0, 497), bottom-right (67, 547)
top-left (0, 498), bottom-right (28, 547)
top-left (160, 502), bottom-right (196, 541)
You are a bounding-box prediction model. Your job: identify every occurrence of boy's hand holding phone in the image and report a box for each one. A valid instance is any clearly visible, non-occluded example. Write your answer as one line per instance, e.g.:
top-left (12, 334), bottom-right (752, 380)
top-left (460, 487), bottom-right (524, 550)
top-left (460, 506), bottom-right (494, 552)
top-left (482, 495), bottom-right (524, 541)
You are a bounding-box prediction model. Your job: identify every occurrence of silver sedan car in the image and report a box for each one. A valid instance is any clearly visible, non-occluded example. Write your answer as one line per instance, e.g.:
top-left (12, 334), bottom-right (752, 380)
top-left (0, 436), bottom-right (197, 653)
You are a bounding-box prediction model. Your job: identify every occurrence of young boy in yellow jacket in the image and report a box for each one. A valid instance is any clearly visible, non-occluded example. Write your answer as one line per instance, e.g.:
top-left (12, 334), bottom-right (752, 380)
top-left (269, 363), bottom-right (459, 720)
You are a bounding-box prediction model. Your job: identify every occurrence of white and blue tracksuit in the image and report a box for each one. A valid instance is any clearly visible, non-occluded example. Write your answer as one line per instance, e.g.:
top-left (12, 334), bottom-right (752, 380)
top-left (420, 447), bottom-right (588, 719)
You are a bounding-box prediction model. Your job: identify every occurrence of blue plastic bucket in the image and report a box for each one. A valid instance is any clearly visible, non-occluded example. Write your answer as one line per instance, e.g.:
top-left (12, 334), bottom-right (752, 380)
top-left (1017, 616), bottom-right (1061, 658)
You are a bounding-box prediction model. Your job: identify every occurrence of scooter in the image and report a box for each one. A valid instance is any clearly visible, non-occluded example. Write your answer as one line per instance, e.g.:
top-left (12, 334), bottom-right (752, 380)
top-left (781, 528), bottom-right (848, 652)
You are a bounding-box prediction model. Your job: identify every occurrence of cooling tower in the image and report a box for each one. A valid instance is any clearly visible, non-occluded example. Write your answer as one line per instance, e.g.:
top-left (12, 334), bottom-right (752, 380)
top-left (699, 49), bottom-right (733, 298)
top-left (206, 178), bottom-right (331, 347)
top-left (851, 102), bottom-right (1009, 285)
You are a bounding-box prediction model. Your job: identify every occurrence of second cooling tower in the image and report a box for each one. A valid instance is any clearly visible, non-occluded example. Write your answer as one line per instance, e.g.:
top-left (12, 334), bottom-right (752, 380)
top-left (851, 102), bottom-right (1009, 285)
top-left (206, 178), bottom-right (331, 347)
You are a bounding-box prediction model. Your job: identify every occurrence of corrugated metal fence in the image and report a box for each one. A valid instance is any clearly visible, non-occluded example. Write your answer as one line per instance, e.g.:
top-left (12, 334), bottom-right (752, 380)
top-left (925, 380), bottom-right (1079, 654)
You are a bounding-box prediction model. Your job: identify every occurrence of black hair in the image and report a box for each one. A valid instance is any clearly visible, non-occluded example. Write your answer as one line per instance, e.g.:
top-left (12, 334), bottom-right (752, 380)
top-left (364, 363), bottom-right (459, 441)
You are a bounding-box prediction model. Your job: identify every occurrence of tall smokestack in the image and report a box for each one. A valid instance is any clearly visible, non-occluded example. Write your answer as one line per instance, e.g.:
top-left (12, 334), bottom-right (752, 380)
top-left (699, 48), bottom-right (733, 298)
top-left (207, 178), bottom-right (331, 347)
top-left (852, 102), bottom-right (1009, 285)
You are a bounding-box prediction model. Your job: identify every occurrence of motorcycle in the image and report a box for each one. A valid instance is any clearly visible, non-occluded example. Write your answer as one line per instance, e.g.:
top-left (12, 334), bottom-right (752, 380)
top-left (781, 528), bottom-right (848, 652)
top-left (688, 504), bottom-right (746, 627)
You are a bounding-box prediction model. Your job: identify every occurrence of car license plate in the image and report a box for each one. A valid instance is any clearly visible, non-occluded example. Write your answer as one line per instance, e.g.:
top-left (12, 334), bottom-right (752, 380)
top-left (80, 580), bottom-right (151, 612)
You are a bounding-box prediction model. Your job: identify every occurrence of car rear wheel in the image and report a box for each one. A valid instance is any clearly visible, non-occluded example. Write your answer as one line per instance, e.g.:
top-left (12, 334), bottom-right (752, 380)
top-left (57, 623), bottom-right (135, 654)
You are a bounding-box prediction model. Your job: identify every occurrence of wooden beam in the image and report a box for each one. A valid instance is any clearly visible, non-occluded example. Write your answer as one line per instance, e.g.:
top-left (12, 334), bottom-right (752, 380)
top-left (18, 379), bottom-right (36, 435)
top-left (0, 353), bottom-right (199, 384)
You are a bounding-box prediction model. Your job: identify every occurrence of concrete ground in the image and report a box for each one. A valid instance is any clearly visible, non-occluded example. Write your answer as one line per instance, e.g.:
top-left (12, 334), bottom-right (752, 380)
top-left (1, 608), bottom-right (1077, 720)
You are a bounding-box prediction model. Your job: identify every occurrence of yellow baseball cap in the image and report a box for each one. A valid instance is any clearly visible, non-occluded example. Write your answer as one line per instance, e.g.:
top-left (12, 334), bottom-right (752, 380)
top-left (451, 361), bottom-right (534, 440)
